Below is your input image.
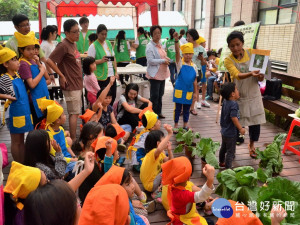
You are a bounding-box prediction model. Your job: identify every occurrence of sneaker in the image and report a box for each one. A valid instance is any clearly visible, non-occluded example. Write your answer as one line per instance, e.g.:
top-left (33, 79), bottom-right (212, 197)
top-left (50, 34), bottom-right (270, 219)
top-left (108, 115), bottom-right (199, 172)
top-left (201, 100), bottom-right (210, 108)
top-left (196, 102), bottom-right (202, 109)
top-left (205, 96), bottom-right (213, 101)
top-left (143, 200), bottom-right (156, 213)
top-left (139, 191), bottom-right (147, 203)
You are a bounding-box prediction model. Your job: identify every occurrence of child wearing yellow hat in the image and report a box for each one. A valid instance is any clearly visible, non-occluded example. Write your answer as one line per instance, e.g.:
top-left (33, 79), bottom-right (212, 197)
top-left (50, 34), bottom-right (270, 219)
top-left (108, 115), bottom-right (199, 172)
top-left (15, 31), bottom-right (50, 125)
top-left (128, 109), bottom-right (161, 172)
top-left (172, 32), bottom-right (198, 131)
top-left (39, 99), bottom-right (77, 162)
top-left (0, 46), bottom-right (33, 163)
top-left (4, 161), bottom-right (46, 224)
top-left (161, 157), bottom-right (215, 225)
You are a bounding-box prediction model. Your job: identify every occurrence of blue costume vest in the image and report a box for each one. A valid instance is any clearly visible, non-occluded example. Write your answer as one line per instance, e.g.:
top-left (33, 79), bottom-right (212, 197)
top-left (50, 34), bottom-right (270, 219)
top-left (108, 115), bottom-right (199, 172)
top-left (4, 73), bottom-right (33, 133)
top-left (173, 62), bottom-right (196, 105)
top-left (20, 59), bottom-right (49, 118)
top-left (47, 126), bottom-right (72, 158)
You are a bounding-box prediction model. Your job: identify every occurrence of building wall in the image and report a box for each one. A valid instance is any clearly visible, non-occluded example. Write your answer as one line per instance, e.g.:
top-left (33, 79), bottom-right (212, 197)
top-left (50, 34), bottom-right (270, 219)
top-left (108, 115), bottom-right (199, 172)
top-left (157, 0), bottom-right (299, 76)
top-left (256, 24), bottom-right (295, 63)
top-left (210, 27), bottom-right (231, 50)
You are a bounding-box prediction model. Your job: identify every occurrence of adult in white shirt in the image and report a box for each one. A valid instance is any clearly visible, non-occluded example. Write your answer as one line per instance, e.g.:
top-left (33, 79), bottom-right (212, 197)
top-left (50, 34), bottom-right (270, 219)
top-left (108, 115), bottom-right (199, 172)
top-left (88, 24), bottom-right (118, 105)
top-left (40, 25), bottom-right (59, 99)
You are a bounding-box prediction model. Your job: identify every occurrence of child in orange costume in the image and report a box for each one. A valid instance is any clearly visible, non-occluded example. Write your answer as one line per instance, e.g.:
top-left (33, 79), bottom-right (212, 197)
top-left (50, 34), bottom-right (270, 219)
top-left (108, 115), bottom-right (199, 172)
top-left (96, 166), bottom-right (151, 224)
top-left (78, 184), bottom-right (130, 225)
top-left (162, 157), bottom-right (215, 225)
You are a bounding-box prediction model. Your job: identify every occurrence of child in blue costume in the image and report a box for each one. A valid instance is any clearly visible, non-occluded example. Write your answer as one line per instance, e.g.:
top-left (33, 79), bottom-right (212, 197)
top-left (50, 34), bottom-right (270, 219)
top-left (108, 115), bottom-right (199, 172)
top-left (15, 31), bottom-right (50, 125)
top-left (0, 46), bottom-right (33, 163)
top-left (39, 99), bottom-right (77, 174)
top-left (173, 32), bottom-right (198, 130)
top-left (127, 109), bottom-right (161, 172)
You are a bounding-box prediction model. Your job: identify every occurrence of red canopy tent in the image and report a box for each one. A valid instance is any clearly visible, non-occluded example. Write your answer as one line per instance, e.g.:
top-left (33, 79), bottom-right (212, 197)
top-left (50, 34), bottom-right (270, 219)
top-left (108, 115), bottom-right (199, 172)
top-left (39, 0), bottom-right (158, 36)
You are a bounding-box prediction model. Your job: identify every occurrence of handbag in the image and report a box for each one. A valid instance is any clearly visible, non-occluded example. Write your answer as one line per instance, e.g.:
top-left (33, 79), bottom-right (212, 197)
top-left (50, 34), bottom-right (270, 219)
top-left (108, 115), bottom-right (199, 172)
top-left (263, 78), bottom-right (282, 101)
top-left (0, 143), bottom-right (8, 168)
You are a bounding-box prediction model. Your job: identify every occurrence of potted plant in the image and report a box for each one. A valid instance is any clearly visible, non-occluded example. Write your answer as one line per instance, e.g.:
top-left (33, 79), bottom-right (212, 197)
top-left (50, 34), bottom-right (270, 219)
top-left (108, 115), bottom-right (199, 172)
top-left (192, 137), bottom-right (220, 169)
top-left (174, 128), bottom-right (201, 170)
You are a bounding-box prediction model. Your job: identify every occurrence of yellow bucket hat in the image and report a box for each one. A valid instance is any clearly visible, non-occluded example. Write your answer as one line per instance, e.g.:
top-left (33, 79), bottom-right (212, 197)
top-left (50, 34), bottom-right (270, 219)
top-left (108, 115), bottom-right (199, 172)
top-left (0, 46), bottom-right (17, 64)
top-left (4, 161), bottom-right (41, 209)
top-left (144, 110), bottom-right (158, 129)
top-left (196, 36), bottom-right (206, 45)
top-left (39, 99), bottom-right (64, 124)
top-left (180, 43), bottom-right (194, 54)
top-left (15, 31), bottom-right (36, 47)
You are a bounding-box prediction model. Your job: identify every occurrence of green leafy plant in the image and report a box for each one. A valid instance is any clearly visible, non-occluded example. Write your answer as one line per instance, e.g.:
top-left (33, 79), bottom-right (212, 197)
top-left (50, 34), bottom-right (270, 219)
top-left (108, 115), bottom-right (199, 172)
top-left (256, 133), bottom-right (287, 176)
top-left (257, 177), bottom-right (300, 225)
top-left (174, 128), bottom-right (200, 153)
top-left (191, 137), bottom-right (220, 169)
top-left (215, 166), bottom-right (265, 204)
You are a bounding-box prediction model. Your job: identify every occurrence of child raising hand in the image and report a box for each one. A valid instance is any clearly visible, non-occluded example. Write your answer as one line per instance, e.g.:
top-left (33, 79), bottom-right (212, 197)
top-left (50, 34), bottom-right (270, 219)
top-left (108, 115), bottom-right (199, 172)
top-left (140, 124), bottom-right (174, 193)
top-left (162, 157), bottom-right (215, 225)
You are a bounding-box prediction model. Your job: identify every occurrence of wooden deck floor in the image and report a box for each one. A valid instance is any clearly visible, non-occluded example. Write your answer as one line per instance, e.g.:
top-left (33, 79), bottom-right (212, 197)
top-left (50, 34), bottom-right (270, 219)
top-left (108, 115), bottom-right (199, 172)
top-left (1, 79), bottom-right (300, 224)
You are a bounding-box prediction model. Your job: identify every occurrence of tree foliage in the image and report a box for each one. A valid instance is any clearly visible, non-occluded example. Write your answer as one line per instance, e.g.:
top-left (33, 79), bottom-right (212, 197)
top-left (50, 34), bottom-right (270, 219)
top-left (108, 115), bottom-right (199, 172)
top-left (0, 0), bottom-right (53, 21)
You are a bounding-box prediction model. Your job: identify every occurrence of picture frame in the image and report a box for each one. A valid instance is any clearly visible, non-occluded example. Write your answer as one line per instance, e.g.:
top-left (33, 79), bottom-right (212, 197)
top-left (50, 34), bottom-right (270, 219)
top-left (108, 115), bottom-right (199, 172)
top-left (249, 49), bottom-right (271, 75)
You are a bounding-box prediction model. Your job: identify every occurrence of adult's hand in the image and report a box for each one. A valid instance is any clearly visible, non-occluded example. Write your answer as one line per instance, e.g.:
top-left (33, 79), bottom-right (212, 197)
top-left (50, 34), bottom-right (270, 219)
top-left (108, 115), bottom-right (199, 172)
top-left (100, 56), bottom-right (109, 64)
top-left (164, 57), bottom-right (170, 65)
top-left (251, 70), bottom-right (260, 77)
top-left (59, 75), bottom-right (67, 89)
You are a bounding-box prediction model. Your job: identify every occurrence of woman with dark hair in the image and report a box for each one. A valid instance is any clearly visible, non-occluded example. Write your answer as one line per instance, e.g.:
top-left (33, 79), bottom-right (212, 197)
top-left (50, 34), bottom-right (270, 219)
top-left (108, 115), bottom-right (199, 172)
top-left (163, 28), bottom-right (177, 86)
top-left (87, 24), bottom-right (118, 105)
top-left (114, 30), bottom-right (131, 86)
top-left (40, 25), bottom-right (57, 59)
top-left (186, 28), bottom-right (210, 114)
top-left (117, 83), bottom-right (152, 131)
top-left (146, 25), bottom-right (170, 118)
top-left (224, 31), bottom-right (266, 158)
top-left (132, 27), bottom-right (150, 80)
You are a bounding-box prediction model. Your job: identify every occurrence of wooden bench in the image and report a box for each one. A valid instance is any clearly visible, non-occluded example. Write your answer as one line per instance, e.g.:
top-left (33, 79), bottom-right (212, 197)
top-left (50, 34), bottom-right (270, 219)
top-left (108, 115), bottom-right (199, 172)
top-left (262, 71), bottom-right (300, 129)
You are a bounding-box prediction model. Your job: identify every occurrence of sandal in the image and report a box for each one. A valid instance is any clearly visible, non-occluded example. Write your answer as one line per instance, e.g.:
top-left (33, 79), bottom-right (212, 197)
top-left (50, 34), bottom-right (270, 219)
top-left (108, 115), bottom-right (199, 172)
top-left (248, 144), bottom-right (257, 158)
top-left (190, 109), bottom-right (198, 116)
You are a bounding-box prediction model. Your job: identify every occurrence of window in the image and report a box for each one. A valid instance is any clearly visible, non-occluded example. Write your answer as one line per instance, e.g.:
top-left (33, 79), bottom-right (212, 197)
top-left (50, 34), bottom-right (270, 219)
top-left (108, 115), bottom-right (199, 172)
top-left (214, 0), bottom-right (232, 28)
top-left (258, 0), bottom-right (297, 25)
top-left (163, 1), bottom-right (166, 11)
top-left (181, 0), bottom-right (185, 12)
top-left (158, 3), bottom-right (161, 11)
top-left (194, 0), bottom-right (206, 29)
top-left (173, 1), bottom-right (176, 11)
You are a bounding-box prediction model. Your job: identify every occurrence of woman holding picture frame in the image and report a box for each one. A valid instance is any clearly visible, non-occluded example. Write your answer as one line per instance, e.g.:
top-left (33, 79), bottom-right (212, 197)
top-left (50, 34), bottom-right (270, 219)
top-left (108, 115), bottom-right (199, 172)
top-left (224, 31), bottom-right (266, 159)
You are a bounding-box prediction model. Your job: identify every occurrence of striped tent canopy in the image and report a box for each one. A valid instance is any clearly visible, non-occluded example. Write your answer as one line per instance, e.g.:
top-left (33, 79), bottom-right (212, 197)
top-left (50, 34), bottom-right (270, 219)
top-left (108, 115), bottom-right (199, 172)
top-left (40, 0), bottom-right (159, 35)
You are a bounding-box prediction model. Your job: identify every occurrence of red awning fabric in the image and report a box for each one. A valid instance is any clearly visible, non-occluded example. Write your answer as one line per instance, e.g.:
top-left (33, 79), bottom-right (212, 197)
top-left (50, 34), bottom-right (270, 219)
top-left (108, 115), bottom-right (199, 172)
top-left (44, 0), bottom-right (158, 35)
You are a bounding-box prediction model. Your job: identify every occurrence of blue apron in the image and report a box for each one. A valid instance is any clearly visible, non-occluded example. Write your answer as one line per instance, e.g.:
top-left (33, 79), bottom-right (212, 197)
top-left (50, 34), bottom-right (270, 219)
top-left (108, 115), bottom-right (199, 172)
top-left (47, 126), bottom-right (72, 158)
top-left (20, 59), bottom-right (49, 118)
top-left (173, 63), bottom-right (196, 105)
top-left (5, 73), bottom-right (34, 133)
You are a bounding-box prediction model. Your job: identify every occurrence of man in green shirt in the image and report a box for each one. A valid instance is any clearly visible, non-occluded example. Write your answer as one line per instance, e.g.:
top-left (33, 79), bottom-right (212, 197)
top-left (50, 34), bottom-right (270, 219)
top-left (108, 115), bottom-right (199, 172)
top-left (76, 16), bottom-right (93, 54)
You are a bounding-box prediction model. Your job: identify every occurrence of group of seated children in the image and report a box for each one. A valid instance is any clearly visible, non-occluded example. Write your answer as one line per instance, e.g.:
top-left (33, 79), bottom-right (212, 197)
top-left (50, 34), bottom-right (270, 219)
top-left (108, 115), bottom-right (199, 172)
top-left (1, 27), bottom-right (287, 225)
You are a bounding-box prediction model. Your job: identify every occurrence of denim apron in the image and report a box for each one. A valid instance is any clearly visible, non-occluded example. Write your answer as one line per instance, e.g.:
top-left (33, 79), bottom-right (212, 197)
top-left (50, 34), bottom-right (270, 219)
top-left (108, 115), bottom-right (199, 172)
top-left (173, 63), bottom-right (196, 105)
top-left (4, 73), bottom-right (33, 133)
top-left (20, 58), bottom-right (49, 118)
